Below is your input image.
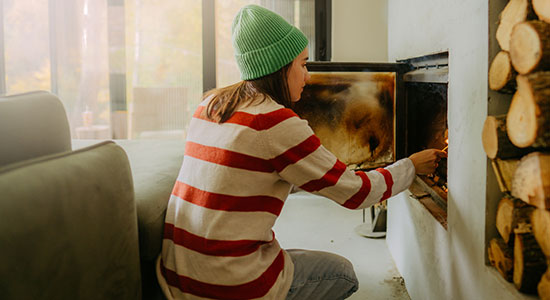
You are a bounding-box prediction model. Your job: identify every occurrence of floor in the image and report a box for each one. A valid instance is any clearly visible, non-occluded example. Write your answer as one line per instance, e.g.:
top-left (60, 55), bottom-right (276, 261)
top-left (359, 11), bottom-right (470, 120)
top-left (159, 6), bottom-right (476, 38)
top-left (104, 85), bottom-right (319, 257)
top-left (273, 191), bottom-right (411, 300)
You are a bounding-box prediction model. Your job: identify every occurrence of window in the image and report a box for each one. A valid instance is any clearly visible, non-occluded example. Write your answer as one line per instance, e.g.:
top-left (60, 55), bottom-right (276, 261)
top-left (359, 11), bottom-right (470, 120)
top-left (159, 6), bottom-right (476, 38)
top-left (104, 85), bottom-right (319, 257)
top-left (0, 0), bottom-right (326, 140)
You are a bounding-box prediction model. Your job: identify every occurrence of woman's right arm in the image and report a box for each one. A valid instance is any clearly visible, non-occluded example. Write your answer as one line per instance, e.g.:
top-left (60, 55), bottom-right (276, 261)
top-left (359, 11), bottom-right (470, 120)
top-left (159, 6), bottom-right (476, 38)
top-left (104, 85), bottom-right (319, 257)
top-left (262, 108), bottom-right (419, 209)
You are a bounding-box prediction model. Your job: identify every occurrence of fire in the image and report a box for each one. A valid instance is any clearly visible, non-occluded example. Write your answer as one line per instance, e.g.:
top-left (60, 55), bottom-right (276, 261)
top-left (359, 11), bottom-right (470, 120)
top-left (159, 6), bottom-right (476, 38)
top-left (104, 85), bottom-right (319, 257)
top-left (442, 138), bottom-right (449, 152)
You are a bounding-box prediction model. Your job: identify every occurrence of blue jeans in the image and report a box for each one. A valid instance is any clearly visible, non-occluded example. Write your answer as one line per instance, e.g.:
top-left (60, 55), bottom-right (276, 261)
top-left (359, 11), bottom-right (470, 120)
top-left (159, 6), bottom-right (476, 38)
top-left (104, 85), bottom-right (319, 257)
top-left (286, 249), bottom-right (359, 300)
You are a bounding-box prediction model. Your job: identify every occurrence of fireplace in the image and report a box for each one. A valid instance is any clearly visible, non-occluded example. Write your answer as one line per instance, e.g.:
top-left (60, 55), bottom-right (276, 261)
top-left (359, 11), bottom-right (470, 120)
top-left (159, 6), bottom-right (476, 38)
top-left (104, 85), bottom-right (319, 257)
top-left (296, 52), bottom-right (449, 221)
top-left (400, 52), bottom-right (449, 211)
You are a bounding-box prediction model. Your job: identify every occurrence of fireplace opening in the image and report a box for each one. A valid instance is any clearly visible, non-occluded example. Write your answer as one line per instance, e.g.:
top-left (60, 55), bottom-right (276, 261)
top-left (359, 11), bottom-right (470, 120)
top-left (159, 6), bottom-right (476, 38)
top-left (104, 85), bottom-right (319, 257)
top-left (401, 51), bottom-right (449, 224)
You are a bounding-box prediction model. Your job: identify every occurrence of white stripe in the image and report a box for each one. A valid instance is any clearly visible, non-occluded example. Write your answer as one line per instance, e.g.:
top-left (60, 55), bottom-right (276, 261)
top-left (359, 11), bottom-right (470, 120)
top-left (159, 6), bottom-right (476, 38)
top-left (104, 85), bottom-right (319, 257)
top-left (161, 238), bottom-right (282, 285)
top-left (278, 146), bottom-right (338, 186)
top-left (321, 168), bottom-right (387, 208)
top-left (387, 158), bottom-right (415, 196)
top-left (238, 98), bottom-right (284, 114)
top-left (186, 111), bottom-right (307, 161)
top-left (178, 156), bottom-right (291, 199)
top-left (165, 196), bottom-right (277, 241)
top-left (264, 116), bottom-right (315, 158)
top-left (186, 117), bottom-right (270, 158)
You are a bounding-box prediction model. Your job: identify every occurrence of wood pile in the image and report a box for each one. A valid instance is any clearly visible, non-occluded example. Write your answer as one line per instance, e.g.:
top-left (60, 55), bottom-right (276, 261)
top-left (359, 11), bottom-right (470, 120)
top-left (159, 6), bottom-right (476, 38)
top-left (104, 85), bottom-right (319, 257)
top-left (486, 0), bottom-right (550, 298)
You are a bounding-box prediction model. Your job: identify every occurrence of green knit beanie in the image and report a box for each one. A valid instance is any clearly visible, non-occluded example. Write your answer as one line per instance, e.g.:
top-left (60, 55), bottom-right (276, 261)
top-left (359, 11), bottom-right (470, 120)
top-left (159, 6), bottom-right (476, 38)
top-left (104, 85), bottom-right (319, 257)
top-left (232, 4), bottom-right (309, 80)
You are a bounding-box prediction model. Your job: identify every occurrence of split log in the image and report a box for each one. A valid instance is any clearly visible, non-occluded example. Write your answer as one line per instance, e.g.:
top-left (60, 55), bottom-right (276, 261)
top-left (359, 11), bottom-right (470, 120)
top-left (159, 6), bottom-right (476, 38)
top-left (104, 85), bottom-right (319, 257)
top-left (539, 269), bottom-right (550, 300)
top-left (488, 237), bottom-right (514, 282)
top-left (489, 51), bottom-right (517, 93)
top-left (482, 115), bottom-right (530, 159)
top-left (511, 152), bottom-right (550, 209)
top-left (496, 0), bottom-right (536, 51)
top-left (531, 208), bottom-right (550, 257)
top-left (510, 21), bottom-right (550, 74)
top-left (513, 225), bottom-right (547, 293)
top-left (496, 195), bottom-right (535, 244)
top-left (506, 73), bottom-right (550, 148)
top-left (491, 158), bottom-right (520, 193)
top-left (533, 0), bottom-right (550, 23)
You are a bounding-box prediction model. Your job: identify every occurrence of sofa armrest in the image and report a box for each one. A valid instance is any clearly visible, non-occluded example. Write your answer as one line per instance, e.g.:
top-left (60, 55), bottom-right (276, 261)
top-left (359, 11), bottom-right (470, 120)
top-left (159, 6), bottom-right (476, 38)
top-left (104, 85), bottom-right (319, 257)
top-left (0, 141), bottom-right (141, 299)
top-left (0, 91), bottom-right (72, 167)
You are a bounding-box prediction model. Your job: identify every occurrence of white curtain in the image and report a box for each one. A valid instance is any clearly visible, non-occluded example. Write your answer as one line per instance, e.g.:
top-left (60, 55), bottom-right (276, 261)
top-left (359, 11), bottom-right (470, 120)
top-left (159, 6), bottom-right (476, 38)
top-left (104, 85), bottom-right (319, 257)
top-left (3, 0), bottom-right (314, 140)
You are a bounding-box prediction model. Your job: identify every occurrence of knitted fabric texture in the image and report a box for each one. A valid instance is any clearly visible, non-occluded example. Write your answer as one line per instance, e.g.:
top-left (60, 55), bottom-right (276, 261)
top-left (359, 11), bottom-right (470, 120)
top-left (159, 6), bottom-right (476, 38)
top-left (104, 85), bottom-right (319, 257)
top-left (232, 4), bottom-right (309, 80)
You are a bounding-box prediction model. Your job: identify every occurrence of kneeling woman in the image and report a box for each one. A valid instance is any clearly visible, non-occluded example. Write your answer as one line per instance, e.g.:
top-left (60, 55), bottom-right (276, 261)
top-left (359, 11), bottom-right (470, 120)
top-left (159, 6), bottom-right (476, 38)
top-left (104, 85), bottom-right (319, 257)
top-left (157, 4), bottom-right (445, 300)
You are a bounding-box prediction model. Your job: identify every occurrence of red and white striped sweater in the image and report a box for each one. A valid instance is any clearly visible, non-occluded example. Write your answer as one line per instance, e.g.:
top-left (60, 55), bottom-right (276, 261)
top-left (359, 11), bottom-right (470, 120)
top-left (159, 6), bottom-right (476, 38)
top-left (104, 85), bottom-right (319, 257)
top-left (157, 97), bottom-right (415, 300)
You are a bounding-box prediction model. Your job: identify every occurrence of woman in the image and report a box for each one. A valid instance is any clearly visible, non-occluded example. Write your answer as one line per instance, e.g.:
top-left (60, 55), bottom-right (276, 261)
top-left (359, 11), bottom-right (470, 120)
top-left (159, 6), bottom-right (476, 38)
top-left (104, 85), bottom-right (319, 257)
top-left (157, 4), bottom-right (446, 300)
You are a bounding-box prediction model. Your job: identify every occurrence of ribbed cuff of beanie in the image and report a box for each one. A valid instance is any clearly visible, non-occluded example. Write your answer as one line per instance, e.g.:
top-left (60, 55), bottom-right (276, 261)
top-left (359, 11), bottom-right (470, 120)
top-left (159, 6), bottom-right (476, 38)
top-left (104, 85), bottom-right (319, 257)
top-left (236, 27), bottom-right (308, 81)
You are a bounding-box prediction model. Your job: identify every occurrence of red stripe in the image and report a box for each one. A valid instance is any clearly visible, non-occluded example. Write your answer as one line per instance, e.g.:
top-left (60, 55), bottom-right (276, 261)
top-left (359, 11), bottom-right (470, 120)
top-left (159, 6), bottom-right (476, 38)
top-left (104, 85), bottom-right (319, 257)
top-left (193, 106), bottom-right (296, 130)
top-left (343, 172), bottom-right (372, 209)
top-left (160, 250), bottom-right (285, 299)
top-left (270, 135), bottom-right (321, 172)
top-left (163, 223), bottom-right (273, 257)
top-left (172, 181), bottom-right (284, 216)
top-left (300, 160), bottom-right (347, 192)
top-left (185, 141), bottom-right (274, 173)
top-left (376, 168), bottom-right (394, 201)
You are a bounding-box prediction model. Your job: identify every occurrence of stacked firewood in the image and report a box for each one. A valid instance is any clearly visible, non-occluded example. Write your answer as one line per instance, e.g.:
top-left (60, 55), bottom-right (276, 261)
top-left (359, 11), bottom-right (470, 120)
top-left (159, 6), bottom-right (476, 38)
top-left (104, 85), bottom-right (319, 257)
top-left (484, 0), bottom-right (550, 298)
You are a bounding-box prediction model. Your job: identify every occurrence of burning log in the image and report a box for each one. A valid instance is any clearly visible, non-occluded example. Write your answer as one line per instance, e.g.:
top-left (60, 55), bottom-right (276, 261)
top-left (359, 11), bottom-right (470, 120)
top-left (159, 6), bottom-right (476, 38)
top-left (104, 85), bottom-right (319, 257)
top-left (482, 115), bottom-right (530, 159)
top-left (506, 73), bottom-right (550, 148)
top-left (489, 237), bottom-right (514, 282)
top-left (510, 21), bottom-right (550, 74)
top-left (489, 51), bottom-right (517, 93)
top-left (513, 223), bottom-right (547, 293)
top-left (496, 0), bottom-right (536, 52)
top-left (511, 152), bottom-right (550, 209)
top-left (531, 208), bottom-right (550, 257)
top-left (496, 195), bottom-right (535, 244)
top-left (540, 269), bottom-right (550, 300)
top-left (533, 0), bottom-right (550, 24)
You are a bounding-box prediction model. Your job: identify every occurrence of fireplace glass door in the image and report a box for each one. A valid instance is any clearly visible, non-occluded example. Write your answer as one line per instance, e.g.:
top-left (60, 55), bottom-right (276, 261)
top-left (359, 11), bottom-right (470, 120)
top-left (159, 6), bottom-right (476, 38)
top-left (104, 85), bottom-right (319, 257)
top-left (299, 53), bottom-right (449, 219)
top-left (295, 62), bottom-right (409, 169)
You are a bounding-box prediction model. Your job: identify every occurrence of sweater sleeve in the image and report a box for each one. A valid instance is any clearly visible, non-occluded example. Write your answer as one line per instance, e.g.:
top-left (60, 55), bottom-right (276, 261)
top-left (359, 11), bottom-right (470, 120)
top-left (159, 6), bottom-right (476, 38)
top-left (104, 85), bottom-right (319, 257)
top-left (264, 109), bottom-right (415, 209)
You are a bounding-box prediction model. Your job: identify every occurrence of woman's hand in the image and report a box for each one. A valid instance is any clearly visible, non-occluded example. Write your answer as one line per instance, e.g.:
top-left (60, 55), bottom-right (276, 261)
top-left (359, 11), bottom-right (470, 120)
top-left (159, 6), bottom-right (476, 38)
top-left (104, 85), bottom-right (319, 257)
top-left (408, 149), bottom-right (447, 175)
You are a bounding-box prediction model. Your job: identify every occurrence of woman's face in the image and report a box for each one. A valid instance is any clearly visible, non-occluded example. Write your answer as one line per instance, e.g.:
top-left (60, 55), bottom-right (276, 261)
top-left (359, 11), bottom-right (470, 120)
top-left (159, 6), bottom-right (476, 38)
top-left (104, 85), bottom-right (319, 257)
top-left (287, 47), bottom-right (310, 102)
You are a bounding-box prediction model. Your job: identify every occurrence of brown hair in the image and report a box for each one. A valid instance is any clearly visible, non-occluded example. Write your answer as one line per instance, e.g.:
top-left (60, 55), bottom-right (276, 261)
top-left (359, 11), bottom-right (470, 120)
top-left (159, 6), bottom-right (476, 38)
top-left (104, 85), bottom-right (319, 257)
top-left (205, 63), bottom-right (293, 123)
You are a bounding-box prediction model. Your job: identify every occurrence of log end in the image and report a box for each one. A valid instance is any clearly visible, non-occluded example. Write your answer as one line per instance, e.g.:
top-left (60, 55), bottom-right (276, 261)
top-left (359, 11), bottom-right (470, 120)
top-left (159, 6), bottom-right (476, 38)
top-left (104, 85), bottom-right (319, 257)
top-left (489, 51), bottom-right (515, 91)
top-left (533, 0), bottom-right (550, 24)
top-left (506, 91), bottom-right (537, 148)
top-left (489, 238), bottom-right (514, 282)
top-left (531, 208), bottom-right (550, 257)
top-left (512, 152), bottom-right (550, 209)
top-left (483, 116), bottom-right (499, 159)
top-left (510, 22), bottom-right (544, 75)
top-left (496, 195), bottom-right (515, 243)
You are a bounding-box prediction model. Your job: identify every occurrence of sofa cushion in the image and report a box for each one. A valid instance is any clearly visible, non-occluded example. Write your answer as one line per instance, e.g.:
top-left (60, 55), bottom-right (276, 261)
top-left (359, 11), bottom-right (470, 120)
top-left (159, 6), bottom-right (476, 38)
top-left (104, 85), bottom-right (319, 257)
top-left (117, 140), bottom-right (185, 262)
top-left (73, 139), bottom-right (185, 262)
top-left (0, 91), bottom-right (71, 167)
top-left (0, 141), bottom-right (141, 299)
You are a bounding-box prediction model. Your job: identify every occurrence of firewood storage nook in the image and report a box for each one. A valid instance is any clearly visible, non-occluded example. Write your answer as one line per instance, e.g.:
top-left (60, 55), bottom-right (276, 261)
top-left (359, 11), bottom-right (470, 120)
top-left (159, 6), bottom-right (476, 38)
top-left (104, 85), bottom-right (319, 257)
top-left (485, 0), bottom-right (550, 298)
top-left (296, 52), bottom-right (449, 228)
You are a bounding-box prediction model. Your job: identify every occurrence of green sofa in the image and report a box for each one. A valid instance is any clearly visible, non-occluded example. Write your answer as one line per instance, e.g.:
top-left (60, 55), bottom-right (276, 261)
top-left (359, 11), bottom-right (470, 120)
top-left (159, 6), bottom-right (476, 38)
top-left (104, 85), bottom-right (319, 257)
top-left (0, 91), bottom-right (185, 299)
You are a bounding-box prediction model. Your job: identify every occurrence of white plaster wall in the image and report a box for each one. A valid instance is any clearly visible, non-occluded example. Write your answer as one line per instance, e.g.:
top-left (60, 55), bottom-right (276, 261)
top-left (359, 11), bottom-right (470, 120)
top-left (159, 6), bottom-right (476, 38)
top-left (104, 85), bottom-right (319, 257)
top-left (332, 0), bottom-right (387, 62)
top-left (386, 0), bottom-right (536, 299)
